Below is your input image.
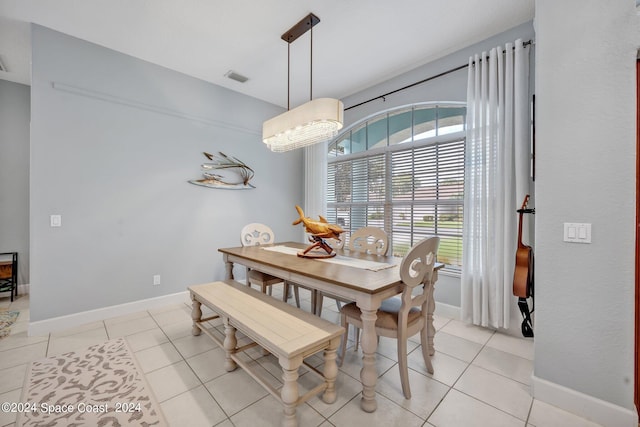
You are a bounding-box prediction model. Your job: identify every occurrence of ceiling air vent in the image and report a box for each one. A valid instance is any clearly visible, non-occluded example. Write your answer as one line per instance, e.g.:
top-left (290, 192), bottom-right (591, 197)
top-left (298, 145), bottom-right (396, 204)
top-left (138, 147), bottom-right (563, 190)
top-left (224, 70), bottom-right (248, 83)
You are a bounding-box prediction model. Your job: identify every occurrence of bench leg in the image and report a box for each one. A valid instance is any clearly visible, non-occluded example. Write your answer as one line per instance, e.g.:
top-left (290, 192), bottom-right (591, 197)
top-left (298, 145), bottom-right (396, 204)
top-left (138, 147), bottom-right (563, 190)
top-left (322, 337), bottom-right (340, 404)
top-left (279, 356), bottom-right (302, 427)
top-left (223, 317), bottom-right (238, 372)
top-left (190, 295), bottom-right (202, 336)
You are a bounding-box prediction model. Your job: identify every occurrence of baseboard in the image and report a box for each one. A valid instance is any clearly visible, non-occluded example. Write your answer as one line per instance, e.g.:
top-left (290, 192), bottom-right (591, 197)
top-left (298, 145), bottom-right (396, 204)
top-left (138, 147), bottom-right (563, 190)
top-left (28, 291), bottom-right (191, 336)
top-left (532, 374), bottom-right (638, 427)
top-left (435, 301), bottom-right (461, 320)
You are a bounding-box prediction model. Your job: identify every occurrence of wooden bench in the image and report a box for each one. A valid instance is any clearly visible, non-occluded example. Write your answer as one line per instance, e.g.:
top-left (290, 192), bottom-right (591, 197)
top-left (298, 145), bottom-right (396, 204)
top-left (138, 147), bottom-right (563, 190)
top-left (188, 280), bottom-right (345, 427)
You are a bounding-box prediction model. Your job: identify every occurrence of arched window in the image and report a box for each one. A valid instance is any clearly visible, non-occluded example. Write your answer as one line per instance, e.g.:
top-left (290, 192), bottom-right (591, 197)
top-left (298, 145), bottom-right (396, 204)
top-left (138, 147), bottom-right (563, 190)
top-left (327, 102), bottom-right (465, 271)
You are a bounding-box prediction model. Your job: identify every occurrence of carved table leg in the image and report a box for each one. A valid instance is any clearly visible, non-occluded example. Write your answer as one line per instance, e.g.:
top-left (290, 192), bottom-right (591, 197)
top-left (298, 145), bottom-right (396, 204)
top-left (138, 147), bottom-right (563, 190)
top-left (279, 355), bottom-right (302, 427)
top-left (426, 281), bottom-right (436, 356)
top-left (190, 294), bottom-right (202, 336)
top-left (359, 307), bottom-right (378, 412)
top-left (224, 261), bottom-right (235, 283)
top-left (322, 337), bottom-right (340, 404)
top-left (223, 317), bottom-right (237, 372)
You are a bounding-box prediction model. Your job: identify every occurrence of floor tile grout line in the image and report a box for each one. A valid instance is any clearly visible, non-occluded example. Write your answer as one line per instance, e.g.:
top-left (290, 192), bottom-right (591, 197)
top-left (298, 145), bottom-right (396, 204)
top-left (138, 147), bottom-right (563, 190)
top-left (131, 308), bottom-right (239, 426)
top-left (525, 397), bottom-right (535, 426)
top-left (154, 311), bottom-right (238, 424)
top-left (442, 329), bottom-right (535, 424)
top-left (415, 323), bottom-right (490, 424)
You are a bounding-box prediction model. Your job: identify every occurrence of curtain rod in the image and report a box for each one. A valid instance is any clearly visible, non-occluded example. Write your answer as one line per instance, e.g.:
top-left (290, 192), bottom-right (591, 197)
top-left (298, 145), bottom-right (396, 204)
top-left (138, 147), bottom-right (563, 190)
top-left (345, 39), bottom-right (533, 111)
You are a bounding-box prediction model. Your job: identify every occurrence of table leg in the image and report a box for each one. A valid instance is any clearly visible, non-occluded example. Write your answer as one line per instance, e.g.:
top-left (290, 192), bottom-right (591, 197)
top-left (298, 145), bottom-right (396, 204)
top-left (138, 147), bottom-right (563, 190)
top-left (427, 275), bottom-right (437, 356)
top-left (224, 255), bottom-right (234, 280)
top-left (190, 294), bottom-right (202, 336)
top-left (359, 307), bottom-right (378, 412)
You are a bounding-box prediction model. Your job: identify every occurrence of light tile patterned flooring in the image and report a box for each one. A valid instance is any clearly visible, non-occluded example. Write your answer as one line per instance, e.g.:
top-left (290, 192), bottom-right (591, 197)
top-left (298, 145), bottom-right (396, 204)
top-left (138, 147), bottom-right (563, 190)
top-left (0, 290), bottom-right (604, 427)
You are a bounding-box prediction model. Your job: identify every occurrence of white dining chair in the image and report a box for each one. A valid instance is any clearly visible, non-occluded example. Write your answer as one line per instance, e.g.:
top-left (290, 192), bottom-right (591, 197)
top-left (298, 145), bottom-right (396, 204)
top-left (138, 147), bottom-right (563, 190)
top-left (338, 236), bottom-right (440, 399)
top-left (315, 227), bottom-right (389, 314)
top-left (240, 223), bottom-right (297, 305)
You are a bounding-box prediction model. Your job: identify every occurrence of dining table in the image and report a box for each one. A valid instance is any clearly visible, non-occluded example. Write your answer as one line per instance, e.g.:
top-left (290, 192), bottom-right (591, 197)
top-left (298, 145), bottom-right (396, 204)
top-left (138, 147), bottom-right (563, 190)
top-left (218, 241), bottom-right (443, 413)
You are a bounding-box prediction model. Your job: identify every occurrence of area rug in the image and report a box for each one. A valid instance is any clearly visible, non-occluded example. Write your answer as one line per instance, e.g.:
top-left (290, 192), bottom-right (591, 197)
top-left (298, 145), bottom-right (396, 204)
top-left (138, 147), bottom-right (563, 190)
top-left (17, 338), bottom-right (167, 426)
top-left (0, 310), bottom-right (19, 339)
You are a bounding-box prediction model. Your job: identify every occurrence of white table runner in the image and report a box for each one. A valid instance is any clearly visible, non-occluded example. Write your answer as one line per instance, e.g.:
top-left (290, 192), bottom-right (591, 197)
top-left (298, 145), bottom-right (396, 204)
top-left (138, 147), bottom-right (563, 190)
top-left (263, 245), bottom-right (396, 272)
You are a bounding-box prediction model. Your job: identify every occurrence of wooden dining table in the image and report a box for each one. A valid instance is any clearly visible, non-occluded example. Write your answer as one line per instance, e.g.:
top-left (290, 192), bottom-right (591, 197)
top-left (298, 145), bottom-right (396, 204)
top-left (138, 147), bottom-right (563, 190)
top-left (218, 241), bottom-right (443, 413)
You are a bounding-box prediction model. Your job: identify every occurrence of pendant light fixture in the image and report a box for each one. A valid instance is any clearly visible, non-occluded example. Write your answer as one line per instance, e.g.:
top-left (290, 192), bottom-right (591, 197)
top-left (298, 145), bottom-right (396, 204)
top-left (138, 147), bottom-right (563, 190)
top-left (263, 13), bottom-right (344, 152)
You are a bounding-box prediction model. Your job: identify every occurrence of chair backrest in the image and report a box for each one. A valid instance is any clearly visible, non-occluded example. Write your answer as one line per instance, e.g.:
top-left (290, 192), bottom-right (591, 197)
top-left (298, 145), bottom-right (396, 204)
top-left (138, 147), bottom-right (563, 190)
top-left (398, 236), bottom-right (440, 314)
top-left (348, 227), bottom-right (389, 256)
top-left (240, 223), bottom-right (275, 247)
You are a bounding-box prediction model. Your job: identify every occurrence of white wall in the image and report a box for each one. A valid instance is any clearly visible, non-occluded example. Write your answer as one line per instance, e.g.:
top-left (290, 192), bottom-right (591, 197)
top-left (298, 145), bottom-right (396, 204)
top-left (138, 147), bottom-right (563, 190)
top-left (29, 25), bottom-right (303, 323)
top-left (533, 0), bottom-right (638, 423)
top-left (0, 80), bottom-right (29, 286)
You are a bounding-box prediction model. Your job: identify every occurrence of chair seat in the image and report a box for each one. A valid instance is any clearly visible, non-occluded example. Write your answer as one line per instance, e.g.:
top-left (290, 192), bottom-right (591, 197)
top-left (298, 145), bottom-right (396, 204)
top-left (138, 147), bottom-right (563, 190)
top-left (248, 270), bottom-right (283, 286)
top-left (341, 297), bottom-right (421, 330)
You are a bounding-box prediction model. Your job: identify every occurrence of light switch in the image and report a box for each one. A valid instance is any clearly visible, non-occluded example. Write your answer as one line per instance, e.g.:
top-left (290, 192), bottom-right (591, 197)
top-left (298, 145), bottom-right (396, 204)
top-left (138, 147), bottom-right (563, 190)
top-left (578, 226), bottom-right (587, 239)
top-left (50, 215), bottom-right (62, 227)
top-left (564, 222), bottom-right (591, 243)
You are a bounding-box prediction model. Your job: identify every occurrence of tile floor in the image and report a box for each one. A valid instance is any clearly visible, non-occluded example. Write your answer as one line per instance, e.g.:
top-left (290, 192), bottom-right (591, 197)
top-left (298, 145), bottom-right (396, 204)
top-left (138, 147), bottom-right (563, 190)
top-left (0, 290), bottom-right (604, 427)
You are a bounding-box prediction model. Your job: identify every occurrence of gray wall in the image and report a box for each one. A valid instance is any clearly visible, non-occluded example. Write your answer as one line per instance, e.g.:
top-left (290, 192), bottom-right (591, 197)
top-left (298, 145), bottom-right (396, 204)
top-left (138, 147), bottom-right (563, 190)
top-left (534, 0), bottom-right (637, 411)
top-left (341, 21), bottom-right (535, 330)
top-left (0, 79), bottom-right (29, 286)
top-left (29, 25), bottom-right (303, 322)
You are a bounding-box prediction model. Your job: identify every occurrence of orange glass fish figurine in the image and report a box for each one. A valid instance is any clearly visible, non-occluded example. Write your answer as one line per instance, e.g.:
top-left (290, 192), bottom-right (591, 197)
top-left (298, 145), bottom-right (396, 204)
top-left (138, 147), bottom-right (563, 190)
top-left (292, 205), bottom-right (344, 257)
top-left (292, 205), bottom-right (344, 239)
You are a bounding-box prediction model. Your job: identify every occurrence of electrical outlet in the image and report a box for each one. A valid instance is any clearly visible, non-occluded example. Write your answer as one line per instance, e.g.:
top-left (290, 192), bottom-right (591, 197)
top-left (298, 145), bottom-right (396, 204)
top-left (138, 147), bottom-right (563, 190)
top-left (153, 275), bottom-right (161, 286)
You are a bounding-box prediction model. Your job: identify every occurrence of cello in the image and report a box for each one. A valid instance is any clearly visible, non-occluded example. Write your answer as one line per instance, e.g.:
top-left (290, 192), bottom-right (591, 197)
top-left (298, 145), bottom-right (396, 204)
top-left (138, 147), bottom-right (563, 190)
top-left (513, 195), bottom-right (535, 337)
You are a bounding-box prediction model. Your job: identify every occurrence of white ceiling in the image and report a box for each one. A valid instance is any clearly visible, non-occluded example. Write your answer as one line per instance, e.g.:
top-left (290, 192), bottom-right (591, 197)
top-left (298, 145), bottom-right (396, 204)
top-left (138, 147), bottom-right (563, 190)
top-left (0, 0), bottom-right (534, 108)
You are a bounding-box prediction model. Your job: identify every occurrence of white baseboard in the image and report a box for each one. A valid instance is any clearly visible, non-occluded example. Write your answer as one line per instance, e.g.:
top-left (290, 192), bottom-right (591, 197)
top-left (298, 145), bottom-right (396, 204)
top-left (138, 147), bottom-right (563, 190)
top-left (435, 301), bottom-right (461, 320)
top-left (532, 374), bottom-right (638, 427)
top-left (28, 291), bottom-right (191, 336)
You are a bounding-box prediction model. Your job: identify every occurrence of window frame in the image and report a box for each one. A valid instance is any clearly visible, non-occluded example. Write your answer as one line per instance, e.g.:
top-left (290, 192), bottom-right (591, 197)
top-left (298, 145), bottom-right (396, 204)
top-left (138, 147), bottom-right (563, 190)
top-left (327, 102), bottom-right (465, 273)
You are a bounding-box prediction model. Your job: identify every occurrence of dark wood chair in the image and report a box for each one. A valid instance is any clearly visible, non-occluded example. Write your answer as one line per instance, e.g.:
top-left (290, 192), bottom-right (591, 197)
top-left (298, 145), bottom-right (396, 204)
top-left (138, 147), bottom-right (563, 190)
top-left (0, 252), bottom-right (18, 301)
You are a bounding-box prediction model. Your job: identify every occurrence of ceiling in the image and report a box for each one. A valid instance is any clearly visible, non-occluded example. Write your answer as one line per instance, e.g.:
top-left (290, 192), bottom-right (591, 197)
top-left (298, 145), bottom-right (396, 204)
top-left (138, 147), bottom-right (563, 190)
top-left (0, 0), bottom-right (534, 108)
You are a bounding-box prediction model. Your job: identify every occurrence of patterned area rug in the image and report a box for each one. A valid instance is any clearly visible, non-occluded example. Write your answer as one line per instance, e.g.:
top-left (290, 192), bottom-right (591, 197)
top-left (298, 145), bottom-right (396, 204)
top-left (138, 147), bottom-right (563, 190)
top-left (18, 338), bottom-right (167, 426)
top-left (0, 310), bottom-right (19, 339)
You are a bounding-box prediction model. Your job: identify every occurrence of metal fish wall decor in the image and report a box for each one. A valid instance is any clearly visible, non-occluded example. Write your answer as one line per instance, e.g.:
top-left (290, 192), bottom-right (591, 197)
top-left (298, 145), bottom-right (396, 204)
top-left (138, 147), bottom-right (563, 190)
top-left (189, 152), bottom-right (255, 190)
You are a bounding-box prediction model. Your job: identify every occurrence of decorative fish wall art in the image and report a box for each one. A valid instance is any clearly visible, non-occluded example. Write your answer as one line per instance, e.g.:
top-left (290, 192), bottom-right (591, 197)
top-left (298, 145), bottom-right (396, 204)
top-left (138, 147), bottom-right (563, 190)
top-left (189, 152), bottom-right (255, 190)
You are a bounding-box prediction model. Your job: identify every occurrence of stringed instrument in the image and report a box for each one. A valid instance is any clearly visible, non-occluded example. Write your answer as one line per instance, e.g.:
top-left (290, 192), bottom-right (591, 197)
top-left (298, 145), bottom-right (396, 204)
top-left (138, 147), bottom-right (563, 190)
top-left (513, 194), bottom-right (535, 337)
top-left (513, 195), bottom-right (534, 298)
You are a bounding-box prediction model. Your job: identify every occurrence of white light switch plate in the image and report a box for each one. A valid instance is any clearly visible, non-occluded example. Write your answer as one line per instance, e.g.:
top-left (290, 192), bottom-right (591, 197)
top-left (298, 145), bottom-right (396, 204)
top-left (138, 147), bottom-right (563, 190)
top-left (50, 215), bottom-right (62, 227)
top-left (564, 222), bottom-right (591, 243)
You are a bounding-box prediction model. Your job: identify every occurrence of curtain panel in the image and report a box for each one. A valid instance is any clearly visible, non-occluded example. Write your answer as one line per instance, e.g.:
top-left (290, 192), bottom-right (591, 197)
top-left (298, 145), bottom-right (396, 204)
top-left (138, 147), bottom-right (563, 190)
top-left (461, 39), bottom-right (530, 329)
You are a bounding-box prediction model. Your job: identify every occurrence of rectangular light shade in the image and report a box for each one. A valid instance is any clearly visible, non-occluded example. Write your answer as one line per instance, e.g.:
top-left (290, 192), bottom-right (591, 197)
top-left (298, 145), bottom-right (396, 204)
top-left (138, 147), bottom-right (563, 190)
top-left (263, 98), bottom-right (344, 152)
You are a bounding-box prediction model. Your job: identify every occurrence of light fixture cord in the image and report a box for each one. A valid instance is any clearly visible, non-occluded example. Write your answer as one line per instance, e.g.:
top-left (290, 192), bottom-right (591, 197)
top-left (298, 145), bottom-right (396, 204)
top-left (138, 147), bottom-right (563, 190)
top-left (287, 42), bottom-right (291, 111)
top-left (310, 23), bottom-right (313, 101)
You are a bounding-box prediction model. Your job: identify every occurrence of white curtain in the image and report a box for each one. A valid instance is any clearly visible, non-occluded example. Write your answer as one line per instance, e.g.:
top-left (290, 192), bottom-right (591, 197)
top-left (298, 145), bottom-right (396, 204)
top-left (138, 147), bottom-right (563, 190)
top-left (303, 142), bottom-right (328, 240)
top-left (461, 39), bottom-right (530, 329)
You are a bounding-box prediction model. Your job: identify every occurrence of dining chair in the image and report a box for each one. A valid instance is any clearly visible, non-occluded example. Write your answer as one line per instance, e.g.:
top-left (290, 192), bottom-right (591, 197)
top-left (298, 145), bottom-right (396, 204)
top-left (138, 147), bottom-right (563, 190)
top-left (315, 227), bottom-right (389, 314)
top-left (240, 223), bottom-right (298, 306)
top-left (338, 236), bottom-right (440, 399)
top-left (0, 252), bottom-right (18, 302)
